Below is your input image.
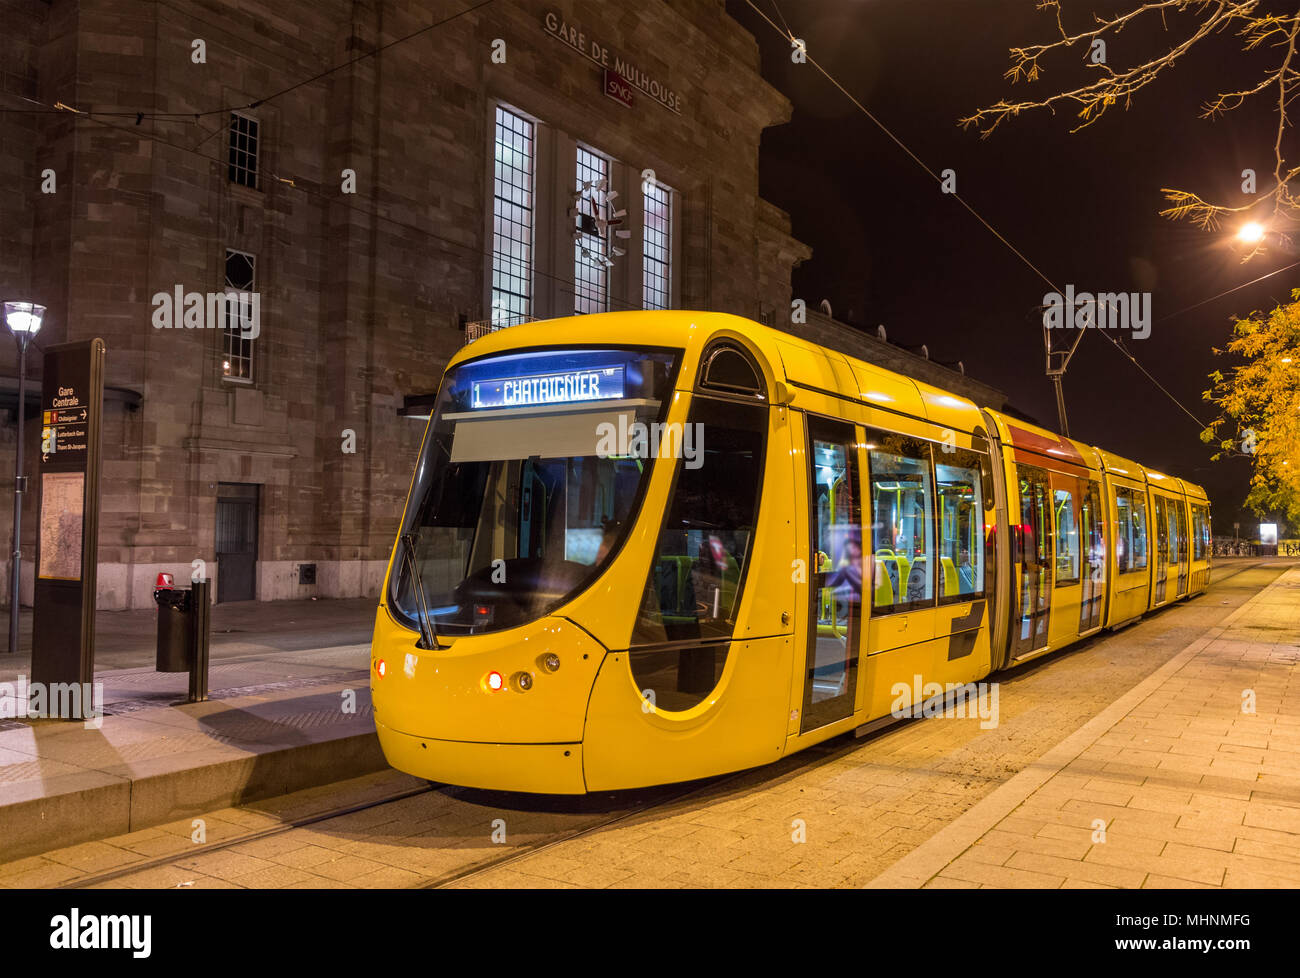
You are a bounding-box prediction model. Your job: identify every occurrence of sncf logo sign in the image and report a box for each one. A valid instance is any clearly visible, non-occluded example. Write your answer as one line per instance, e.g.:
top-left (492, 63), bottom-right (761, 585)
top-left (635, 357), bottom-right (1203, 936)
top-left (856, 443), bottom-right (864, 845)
top-left (603, 68), bottom-right (634, 108)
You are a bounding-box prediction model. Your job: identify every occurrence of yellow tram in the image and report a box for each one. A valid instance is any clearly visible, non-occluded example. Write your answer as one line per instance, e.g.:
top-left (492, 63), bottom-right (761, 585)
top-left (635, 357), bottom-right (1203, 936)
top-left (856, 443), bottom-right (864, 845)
top-left (371, 311), bottom-right (1211, 793)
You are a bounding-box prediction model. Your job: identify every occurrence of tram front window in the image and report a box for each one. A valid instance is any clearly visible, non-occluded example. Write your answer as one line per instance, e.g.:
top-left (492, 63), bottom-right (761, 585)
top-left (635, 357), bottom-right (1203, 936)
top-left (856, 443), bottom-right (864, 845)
top-left (390, 347), bottom-right (679, 636)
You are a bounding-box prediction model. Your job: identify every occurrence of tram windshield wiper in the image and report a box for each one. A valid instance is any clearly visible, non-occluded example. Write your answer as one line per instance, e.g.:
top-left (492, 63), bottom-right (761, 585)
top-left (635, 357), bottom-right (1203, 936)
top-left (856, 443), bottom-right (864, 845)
top-left (400, 533), bottom-right (445, 650)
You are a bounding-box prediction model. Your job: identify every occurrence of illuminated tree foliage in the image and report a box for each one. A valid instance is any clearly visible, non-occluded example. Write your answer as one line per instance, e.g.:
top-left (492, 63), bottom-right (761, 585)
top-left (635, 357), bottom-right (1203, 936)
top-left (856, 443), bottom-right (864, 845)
top-left (1201, 290), bottom-right (1300, 521)
top-left (960, 0), bottom-right (1300, 240)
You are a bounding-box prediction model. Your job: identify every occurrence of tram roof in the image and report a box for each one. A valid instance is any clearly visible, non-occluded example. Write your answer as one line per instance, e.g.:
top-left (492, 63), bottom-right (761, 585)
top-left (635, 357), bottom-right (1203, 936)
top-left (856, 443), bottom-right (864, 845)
top-left (984, 408), bottom-right (1102, 472)
top-left (455, 310), bottom-right (986, 431)
top-left (454, 312), bottom-right (1209, 499)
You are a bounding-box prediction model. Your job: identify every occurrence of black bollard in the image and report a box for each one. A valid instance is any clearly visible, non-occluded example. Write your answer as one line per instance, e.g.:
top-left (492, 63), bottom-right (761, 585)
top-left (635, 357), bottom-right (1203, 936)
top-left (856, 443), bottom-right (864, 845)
top-left (188, 579), bottom-right (210, 703)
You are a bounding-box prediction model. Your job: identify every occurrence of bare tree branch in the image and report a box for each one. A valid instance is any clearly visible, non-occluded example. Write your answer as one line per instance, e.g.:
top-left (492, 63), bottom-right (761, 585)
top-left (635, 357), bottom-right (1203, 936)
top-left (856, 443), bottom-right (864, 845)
top-left (964, 1), bottom-right (1300, 254)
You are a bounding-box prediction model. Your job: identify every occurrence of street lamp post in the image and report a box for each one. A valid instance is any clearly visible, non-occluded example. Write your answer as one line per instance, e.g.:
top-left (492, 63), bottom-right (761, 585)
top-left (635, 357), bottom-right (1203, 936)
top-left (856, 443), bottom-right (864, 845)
top-left (3, 301), bottom-right (45, 655)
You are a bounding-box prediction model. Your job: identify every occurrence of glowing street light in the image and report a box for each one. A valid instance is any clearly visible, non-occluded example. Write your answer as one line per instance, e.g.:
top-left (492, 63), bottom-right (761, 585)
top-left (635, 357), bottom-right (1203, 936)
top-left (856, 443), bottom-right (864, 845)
top-left (1237, 221), bottom-right (1267, 245)
top-left (3, 301), bottom-right (44, 655)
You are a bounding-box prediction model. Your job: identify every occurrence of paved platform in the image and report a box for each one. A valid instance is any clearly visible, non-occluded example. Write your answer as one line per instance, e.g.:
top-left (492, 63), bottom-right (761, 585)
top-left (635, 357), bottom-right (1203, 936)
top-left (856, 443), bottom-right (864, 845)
top-left (0, 599), bottom-right (381, 863)
top-left (0, 596), bottom-right (375, 675)
top-left (3, 561), bottom-right (1296, 888)
top-left (869, 563), bottom-right (1300, 888)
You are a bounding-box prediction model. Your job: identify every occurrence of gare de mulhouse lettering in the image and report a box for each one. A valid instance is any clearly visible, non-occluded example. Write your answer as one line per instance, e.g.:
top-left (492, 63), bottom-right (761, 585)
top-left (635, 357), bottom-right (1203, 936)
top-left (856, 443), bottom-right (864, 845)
top-left (543, 10), bottom-right (682, 114)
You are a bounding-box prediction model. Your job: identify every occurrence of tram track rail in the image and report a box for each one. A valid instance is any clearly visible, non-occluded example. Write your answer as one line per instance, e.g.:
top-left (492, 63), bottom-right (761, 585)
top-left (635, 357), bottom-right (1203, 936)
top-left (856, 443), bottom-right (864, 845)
top-left (416, 771), bottom-right (748, 889)
top-left (58, 771), bottom-right (746, 891)
top-left (53, 560), bottom-right (1286, 890)
top-left (57, 782), bottom-right (439, 890)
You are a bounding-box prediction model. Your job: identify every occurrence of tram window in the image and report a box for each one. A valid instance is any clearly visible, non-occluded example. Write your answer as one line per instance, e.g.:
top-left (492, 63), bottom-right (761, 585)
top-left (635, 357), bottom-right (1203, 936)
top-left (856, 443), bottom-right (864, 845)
top-left (1053, 488), bottom-right (1080, 584)
top-left (1131, 494), bottom-right (1149, 570)
top-left (1165, 501), bottom-right (1175, 562)
top-left (935, 451), bottom-right (985, 603)
top-left (867, 435), bottom-right (934, 614)
top-left (699, 345), bottom-right (764, 397)
top-left (975, 443), bottom-right (998, 602)
top-left (1082, 481), bottom-right (1105, 583)
top-left (1115, 487), bottom-right (1149, 573)
top-left (805, 420), bottom-right (862, 719)
top-left (1115, 490), bottom-right (1130, 573)
top-left (632, 395), bottom-right (767, 646)
top-left (1192, 505), bottom-right (1208, 560)
top-left (1017, 466), bottom-right (1050, 569)
top-left (1170, 500), bottom-right (1186, 563)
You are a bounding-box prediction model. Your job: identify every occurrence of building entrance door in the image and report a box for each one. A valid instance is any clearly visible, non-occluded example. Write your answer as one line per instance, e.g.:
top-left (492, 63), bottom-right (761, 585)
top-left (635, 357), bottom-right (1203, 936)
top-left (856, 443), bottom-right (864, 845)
top-left (216, 483), bottom-right (259, 602)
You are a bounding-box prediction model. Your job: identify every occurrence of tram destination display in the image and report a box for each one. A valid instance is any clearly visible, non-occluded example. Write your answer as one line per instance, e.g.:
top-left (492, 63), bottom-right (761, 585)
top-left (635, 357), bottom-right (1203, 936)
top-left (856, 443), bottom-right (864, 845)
top-left (472, 365), bottom-right (626, 409)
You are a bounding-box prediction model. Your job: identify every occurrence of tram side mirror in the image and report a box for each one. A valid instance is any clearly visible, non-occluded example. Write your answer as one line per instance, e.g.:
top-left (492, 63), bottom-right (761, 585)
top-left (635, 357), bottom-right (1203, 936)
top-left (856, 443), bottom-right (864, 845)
top-left (772, 381), bottom-right (795, 406)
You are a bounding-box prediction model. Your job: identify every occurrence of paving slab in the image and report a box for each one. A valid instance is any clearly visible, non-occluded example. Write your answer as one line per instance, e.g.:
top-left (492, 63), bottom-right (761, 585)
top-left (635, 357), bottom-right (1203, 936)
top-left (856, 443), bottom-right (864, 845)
top-left (0, 638), bottom-right (383, 863)
top-left (868, 564), bottom-right (1300, 889)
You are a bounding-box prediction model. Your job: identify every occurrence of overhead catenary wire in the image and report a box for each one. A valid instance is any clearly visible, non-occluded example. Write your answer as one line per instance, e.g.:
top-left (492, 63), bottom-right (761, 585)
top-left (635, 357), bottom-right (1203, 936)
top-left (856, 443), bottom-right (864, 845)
top-left (741, 0), bottom-right (1216, 432)
top-left (1153, 257), bottom-right (1300, 323)
top-left (0, 0), bottom-right (1272, 412)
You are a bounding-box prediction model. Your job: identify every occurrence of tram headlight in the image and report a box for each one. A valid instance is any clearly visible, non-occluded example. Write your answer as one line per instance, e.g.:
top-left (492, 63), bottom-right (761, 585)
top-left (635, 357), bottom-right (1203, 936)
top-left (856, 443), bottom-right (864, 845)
top-left (486, 670), bottom-right (504, 691)
top-left (515, 671), bottom-right (534, 692)
top-left (542, 654), bottom-right (560, 673)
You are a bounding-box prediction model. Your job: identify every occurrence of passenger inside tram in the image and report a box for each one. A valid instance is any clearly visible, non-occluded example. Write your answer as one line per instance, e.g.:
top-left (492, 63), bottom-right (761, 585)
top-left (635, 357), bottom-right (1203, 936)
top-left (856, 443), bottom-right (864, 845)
top-left (825, 535), bottom-right (864, 595)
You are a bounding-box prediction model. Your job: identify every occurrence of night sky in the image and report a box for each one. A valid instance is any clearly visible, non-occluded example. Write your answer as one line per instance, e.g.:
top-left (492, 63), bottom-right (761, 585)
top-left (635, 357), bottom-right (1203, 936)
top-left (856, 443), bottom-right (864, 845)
top-left (725, 0), bottom-right (1289, 527)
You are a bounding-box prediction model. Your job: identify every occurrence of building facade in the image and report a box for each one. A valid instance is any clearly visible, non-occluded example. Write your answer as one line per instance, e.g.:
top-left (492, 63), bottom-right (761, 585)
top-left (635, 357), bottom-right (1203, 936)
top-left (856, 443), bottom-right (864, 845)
top-left (0, 0), bottom-right (819, 609)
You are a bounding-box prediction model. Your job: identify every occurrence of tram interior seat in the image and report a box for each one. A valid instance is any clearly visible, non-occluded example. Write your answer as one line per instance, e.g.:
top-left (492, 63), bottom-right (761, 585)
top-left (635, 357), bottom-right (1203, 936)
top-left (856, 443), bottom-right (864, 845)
top-left (873, 550), bottom-right (919, 607)
top-left (939, 556), bottom-right (959, 597)
top-left (876, 551), bottom-right (901, 604)
top-left (905, 556), bottom-right (927, 602)
top-left (874, 554), bottom-right (974, 605)
top-left (873, 558), bottom-right (895, 607)
top-left (959, 563), bottom-right (976, 593)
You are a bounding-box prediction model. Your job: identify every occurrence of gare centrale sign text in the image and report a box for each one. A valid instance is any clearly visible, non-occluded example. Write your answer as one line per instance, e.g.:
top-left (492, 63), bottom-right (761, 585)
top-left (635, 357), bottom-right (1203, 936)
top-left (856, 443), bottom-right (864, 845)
top-left (543, 10), bottom-right (682, 114)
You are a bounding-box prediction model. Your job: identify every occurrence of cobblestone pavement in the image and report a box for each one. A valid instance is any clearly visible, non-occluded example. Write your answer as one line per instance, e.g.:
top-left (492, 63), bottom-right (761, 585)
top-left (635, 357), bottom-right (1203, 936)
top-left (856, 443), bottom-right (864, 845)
top-left (872, 563), bottom-right (1300, 889)
top-left (3, 561), bottom-right (1291, 889)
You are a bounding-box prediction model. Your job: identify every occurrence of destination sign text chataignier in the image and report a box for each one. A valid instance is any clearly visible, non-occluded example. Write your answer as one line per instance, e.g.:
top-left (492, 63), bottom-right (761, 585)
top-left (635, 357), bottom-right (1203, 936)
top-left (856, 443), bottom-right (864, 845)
top-left (472, 366), bottom-right (627, 410)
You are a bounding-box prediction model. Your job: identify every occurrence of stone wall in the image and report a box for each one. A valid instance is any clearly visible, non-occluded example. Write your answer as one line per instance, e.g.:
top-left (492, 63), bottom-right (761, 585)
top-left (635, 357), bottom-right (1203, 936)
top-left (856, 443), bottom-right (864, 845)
top-left (0, 0), bottom-right (809, 608)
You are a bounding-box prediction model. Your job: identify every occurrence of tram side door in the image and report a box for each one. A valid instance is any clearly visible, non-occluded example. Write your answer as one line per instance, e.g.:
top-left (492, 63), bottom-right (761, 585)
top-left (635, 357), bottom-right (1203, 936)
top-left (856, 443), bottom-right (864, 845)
top-left (1175, 500), bottom-right (1189, 597)
top-left (1010, 464), bottom-right (1052, 659)
top-left (1154, 496), bottom-right (1169, 604)
top-left (1079, 480), bottom-right (1105, 632)
top-left (800, 417), bottom-right (862, 733)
